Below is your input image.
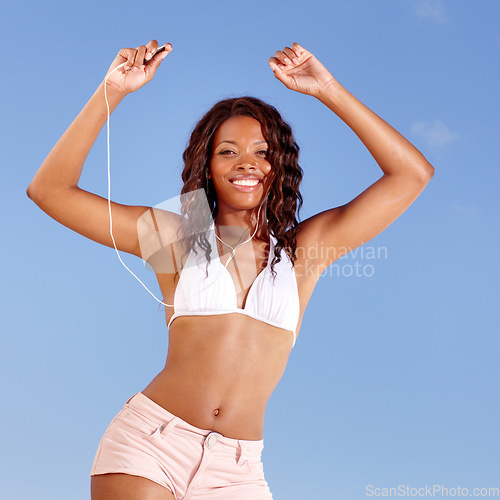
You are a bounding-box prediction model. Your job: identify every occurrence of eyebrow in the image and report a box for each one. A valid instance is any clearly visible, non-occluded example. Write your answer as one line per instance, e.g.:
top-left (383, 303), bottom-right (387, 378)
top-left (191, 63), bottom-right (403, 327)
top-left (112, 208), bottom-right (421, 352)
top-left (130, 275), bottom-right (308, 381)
top-left (215, 140), bottom-right (268, 148)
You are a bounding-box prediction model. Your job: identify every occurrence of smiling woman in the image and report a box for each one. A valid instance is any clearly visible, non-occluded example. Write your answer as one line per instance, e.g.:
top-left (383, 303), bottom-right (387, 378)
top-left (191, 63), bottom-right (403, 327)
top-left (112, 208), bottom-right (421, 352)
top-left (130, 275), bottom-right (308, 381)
top-left (26, 39), bottom-right (433, 500)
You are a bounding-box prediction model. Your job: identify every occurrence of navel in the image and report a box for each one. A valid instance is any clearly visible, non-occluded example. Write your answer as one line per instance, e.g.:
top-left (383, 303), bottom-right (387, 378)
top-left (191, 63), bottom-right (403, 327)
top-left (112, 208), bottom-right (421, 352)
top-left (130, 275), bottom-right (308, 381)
top-left (213, 408), bottom-right (220, 417)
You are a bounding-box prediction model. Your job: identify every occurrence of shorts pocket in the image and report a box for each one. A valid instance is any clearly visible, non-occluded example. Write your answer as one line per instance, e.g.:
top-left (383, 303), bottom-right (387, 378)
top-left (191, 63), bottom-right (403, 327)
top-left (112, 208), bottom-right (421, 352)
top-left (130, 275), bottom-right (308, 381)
top-left (114, 405), bottom-right (163, 438)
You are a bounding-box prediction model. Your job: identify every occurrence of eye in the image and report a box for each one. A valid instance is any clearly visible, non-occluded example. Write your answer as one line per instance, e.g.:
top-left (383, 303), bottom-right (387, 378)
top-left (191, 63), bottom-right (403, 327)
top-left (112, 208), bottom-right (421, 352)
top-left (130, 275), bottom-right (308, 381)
top-left (219, 150), bottom-right (234, 155)
top-left (257, 150), bottom-right (269, 156)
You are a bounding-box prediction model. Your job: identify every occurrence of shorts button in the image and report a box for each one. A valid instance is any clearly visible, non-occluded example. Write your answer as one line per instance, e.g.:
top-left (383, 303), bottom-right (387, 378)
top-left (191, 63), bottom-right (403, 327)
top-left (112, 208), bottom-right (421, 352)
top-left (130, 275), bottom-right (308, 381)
top-left (207, 433), bottom-right (218, 448)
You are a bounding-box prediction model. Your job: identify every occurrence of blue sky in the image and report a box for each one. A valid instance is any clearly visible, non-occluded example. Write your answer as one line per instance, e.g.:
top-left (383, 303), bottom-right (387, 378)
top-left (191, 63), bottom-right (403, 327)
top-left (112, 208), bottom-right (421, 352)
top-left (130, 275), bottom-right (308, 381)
top-left (2, 0), bottom-right (499, 498)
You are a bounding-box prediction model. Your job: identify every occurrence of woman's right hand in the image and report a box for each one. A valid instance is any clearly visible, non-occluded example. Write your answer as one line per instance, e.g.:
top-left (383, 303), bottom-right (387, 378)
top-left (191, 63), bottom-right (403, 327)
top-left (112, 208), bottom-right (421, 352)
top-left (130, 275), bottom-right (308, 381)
top-left (104, 39), bottom-right (172, 96)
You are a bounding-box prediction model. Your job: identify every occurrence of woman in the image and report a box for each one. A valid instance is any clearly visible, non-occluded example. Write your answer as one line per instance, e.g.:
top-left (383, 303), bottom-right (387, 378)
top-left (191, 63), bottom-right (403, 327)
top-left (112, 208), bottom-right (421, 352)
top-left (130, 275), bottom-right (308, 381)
top-left (27, 40), bottom-right (434, 499)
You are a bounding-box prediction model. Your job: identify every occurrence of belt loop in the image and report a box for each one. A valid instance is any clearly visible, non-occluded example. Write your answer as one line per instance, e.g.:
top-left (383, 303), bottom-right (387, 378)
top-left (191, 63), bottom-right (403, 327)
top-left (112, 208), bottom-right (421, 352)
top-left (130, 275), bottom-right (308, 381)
top-left (237, 440), bottom-right (248, 465)
top-left (160, 415), bottom-right (179, 439)
top-left (125, 392), bottom-right (139, 405)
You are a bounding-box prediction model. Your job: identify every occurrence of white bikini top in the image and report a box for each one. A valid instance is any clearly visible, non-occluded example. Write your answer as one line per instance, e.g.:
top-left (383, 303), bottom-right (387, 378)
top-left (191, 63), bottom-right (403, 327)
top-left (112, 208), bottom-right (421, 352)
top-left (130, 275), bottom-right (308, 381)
top-left (167, 222), bottom-right (300, 347)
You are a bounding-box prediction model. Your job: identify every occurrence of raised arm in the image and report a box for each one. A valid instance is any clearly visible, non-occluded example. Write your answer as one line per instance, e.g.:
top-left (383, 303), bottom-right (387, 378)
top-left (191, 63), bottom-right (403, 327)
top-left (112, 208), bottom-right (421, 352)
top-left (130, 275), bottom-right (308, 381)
top-left (26, 40), bottom-right (173, 257)
top-left (269, 42), bottom-right (435, 273)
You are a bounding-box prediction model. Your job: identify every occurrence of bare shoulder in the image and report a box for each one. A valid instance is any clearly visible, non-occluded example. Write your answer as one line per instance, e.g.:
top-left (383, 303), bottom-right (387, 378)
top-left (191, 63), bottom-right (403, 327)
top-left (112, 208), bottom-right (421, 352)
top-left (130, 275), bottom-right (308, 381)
top-left (137, 207), bottom-right (188, 271)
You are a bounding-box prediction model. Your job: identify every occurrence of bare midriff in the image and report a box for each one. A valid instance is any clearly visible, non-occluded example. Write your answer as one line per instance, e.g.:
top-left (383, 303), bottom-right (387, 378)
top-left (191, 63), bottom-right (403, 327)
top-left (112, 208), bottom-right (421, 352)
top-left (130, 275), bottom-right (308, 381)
top-left (141, 313), bottom-right (295, 441)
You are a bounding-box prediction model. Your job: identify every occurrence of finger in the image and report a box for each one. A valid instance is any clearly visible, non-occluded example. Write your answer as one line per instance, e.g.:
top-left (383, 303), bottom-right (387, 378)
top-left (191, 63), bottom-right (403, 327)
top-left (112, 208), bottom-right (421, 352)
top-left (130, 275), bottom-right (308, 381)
top-left (292, 42), bottom-right (306, 53)
top-left (149, 42), bottom-right (173, 63)
top-left (291, 42), bottom-right (307, 57)
top-left (144, 39), bottom-right (159, 62)
top-left (133, 45), bottom-right (147, 67)
top-left (268, 56), bottom-right (285, 72)
top-left (268, 58), bottom-right (289, 83)
top-left (268, 61), bottom-right (294, 88)
top-left (288, 43), bottom-right (302, 58)
top-left (117, 48), bottom-right (137, 71)
top-left (146, 44), bottom-right (172, 74)
top-left (274, 50), bottom-right (289, 65)
top-left (281, 47), bottom-right (297, 65)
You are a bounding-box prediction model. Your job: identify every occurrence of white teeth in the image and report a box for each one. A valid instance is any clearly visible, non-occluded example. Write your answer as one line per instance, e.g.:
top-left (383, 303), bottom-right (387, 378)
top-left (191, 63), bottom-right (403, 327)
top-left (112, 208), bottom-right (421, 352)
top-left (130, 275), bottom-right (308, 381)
top-left (232, 180), bottom-right (259, 186)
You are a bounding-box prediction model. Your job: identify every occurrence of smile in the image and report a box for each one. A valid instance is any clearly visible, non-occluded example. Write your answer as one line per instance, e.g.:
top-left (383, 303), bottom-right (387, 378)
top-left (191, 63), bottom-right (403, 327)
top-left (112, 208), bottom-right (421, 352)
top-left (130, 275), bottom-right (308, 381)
top-left (229, 179), bottom-right (262, 191)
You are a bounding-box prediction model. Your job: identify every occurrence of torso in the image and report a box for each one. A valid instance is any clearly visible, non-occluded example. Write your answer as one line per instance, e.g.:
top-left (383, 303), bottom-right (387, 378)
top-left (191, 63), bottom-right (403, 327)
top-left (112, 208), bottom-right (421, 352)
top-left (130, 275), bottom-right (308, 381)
top-left (141, 228), bottom-right (320, 440)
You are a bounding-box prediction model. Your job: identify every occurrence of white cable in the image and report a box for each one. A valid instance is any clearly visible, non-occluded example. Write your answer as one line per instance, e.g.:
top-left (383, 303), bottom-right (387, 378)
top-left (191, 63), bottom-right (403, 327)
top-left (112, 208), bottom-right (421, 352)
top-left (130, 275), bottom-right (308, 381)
top-left (214, 201), bottom-right (264, 269)
top-left (104, 64), bottom-right (172, 307)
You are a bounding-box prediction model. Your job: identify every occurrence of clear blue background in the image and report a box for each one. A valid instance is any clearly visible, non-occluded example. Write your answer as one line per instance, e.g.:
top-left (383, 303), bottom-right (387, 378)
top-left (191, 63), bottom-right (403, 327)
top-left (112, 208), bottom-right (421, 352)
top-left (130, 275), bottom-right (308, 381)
top-left (2, 1), bottom-right (499, 498)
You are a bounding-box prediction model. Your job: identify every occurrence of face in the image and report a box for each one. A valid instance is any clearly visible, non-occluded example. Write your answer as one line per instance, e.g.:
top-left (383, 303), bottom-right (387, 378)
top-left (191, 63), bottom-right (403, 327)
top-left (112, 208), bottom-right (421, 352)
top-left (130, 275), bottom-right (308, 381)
top-left (209, 115), bottom-right (274, 214)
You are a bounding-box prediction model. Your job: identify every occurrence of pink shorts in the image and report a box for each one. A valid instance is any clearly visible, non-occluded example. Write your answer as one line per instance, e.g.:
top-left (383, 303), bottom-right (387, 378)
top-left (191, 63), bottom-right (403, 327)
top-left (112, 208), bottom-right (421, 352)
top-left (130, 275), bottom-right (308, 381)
top-left (90, 392), bottom-right (273, 499)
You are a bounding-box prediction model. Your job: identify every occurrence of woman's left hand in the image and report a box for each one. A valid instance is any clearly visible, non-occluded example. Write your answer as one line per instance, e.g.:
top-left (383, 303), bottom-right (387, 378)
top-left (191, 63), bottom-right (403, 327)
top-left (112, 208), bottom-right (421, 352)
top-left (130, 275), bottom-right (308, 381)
top-left (268, 43), bottom-right (335, 97)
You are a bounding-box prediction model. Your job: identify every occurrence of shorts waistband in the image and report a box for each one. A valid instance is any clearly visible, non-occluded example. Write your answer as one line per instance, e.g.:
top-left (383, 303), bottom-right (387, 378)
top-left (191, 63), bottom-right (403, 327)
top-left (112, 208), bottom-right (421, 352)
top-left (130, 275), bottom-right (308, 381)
top-left (125, 392), bottom-right (264, 456)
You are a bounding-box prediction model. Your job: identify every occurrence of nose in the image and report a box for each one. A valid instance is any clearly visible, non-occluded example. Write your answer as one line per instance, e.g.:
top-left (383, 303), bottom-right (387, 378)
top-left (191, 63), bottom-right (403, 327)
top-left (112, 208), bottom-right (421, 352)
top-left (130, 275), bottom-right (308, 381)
top-left (235, 152), bottom-right (257, 169)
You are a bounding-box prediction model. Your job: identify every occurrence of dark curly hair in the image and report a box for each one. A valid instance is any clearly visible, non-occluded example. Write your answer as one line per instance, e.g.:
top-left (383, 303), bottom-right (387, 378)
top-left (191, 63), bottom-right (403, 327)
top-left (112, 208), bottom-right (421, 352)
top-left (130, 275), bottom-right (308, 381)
top-left (174, 96), bottom-right (303, 283)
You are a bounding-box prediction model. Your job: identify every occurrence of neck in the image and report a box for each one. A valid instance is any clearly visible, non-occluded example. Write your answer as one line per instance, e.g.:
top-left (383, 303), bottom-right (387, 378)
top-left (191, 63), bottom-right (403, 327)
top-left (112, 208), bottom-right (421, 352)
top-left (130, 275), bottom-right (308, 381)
top-left (214, 205), bottom-right (268, 240)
